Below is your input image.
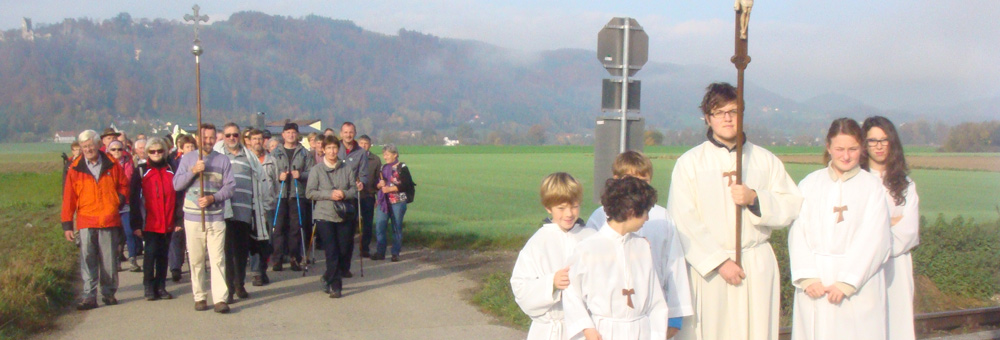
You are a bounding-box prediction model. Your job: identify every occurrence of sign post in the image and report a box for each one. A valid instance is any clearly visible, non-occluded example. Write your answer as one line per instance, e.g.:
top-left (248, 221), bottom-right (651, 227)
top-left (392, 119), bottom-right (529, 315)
top-left (597, 17), bottom-right (648, 152)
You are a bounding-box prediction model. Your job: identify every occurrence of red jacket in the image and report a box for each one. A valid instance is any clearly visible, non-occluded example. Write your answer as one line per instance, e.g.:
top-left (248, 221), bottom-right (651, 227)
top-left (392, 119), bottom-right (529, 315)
top-left (62, 152), bottom-right (129, 231)
top-left (135, 162), bottom-right (176, 234)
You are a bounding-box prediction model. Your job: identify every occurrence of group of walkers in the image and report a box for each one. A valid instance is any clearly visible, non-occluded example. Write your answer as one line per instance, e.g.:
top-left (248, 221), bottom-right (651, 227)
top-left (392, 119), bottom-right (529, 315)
top-left (511, 82), bottom-right (920, 340)
top-left (61, 121), bottom-right (415, 313)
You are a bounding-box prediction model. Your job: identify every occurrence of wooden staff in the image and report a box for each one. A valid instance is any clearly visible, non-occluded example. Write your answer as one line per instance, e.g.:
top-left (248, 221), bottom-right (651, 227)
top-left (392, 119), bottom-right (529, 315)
top-left (731, 2), bottom-right (752, 267)
top-left (185, 5), bottom-right (209, 229)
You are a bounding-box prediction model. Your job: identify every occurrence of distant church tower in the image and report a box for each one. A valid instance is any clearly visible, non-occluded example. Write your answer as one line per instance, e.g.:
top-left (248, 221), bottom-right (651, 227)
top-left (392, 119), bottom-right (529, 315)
top-left (21, 17), bottom-right (35, 41)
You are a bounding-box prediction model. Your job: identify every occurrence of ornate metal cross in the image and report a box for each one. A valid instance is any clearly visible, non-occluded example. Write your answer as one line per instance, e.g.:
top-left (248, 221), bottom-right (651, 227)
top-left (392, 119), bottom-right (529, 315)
top-left (183, 5), bottom-right (210, 40)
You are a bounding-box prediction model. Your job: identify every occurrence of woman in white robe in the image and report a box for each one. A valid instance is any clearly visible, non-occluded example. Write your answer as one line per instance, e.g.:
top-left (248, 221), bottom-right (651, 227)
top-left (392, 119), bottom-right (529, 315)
top-left (789, 118), bottom-right (892, 340)
top-left (862, 116), bottom-right (919, 340)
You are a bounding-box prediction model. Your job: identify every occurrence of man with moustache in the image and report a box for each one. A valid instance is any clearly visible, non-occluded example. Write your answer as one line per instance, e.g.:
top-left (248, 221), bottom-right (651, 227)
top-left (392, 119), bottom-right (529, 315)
top-left (246, 129), bottom-right (279, 286)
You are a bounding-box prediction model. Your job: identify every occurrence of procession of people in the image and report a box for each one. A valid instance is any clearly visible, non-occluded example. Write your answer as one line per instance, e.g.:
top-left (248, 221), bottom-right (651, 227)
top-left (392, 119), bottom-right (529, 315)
top-left (510, 83), bottom-right (919, 340)
top-left (61, 121), bottom-right (413, 313)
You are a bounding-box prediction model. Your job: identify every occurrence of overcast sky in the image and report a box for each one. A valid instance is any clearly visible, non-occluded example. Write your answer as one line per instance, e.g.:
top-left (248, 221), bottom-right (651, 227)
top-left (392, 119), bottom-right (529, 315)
top-left (2, 0), bottom-right (997, 109)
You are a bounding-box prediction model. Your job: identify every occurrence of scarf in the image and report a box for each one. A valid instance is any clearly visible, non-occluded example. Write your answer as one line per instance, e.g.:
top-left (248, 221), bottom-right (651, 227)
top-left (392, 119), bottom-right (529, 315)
top-left (377, 161), bottom-right (399, 213)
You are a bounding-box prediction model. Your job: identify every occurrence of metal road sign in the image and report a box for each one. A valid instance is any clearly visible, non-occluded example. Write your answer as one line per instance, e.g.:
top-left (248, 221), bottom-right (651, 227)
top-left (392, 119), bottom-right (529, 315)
top-left (597, 17), bottom-right (648, 77)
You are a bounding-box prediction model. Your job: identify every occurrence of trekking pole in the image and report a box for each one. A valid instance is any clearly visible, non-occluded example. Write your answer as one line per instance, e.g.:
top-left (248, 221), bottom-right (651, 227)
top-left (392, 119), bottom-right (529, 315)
top-left (357, 194), bottom-right (364, 277)
top-left (294, 168), bottom-right (305, 267)
top-left (272, 179), bottom-right (285, 226)
top-left (303, 223), bottom-right (318, 277)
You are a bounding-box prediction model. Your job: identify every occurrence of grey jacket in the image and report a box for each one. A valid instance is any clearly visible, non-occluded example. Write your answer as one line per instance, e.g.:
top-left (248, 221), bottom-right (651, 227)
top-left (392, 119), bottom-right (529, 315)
top-left (271, 144), bottom-right (314, 198)
top-left (306, 159), bottom-right (357, 223)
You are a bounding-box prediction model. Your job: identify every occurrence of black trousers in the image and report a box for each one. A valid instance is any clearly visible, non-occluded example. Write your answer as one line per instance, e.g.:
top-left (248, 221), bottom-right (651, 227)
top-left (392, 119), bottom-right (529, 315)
top-left (272, 197), bottom-right (308, 262)
top-left (225, 220), bottom-right (251, 291)
top-left (142, 231), bottom-right (171, 289)
top-left (359, 195), bottom-right (375, 254)
top-left (315, 220), bottom-right (353, 292)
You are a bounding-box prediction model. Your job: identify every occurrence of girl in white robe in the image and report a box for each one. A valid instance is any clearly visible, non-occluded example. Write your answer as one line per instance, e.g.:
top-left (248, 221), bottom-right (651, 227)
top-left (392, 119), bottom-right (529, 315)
top-left (862, 116), bottom-right (920, 340)
top-left (789, 118), bottom-right (892, 340)
top-left (563, 177), bottom-right (670, 340)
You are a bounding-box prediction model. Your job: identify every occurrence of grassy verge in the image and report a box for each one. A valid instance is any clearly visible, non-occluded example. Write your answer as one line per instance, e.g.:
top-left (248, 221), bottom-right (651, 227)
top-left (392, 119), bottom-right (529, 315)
top-left (472, 272), bottom-right (531, 330)
top-left (0, 171), bottom-right (78, 339)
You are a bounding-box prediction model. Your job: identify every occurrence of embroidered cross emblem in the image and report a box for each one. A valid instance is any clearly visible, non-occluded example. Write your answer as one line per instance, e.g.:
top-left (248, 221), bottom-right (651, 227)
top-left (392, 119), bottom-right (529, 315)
top-left (622, 288), bottom-right (636, 308)
top-left (722, 171), bottom-right (737, 186)
top-left (834, 206), bottom-right (848, 223)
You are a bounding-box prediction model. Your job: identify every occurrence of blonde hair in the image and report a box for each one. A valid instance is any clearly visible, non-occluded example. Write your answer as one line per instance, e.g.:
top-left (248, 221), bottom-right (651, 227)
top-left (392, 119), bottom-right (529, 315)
top-left (540, 172), bottom-right (583, 208)
top-left (612, 150), bottom-right (652, 179)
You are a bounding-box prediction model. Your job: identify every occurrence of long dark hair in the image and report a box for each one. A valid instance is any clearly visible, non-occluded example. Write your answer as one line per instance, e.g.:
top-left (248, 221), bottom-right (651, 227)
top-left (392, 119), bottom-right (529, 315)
top-left (822, 118), bottom-right (865, 165)
top-left (861, 116), bottom-right (909, 205)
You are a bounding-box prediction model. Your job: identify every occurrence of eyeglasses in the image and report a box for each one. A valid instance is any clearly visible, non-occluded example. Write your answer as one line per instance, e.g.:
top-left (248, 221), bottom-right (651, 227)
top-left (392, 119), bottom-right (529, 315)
top-left (866, 138), bottom-right (889, 147)
top-left (708, 109), bottom-right (739, 119)
top-left (148, 149), bottom-right (165, 155)
top-left (109, 148), bottom-right (123, 152)
top-left (224, 133), bottom-right (240, 138)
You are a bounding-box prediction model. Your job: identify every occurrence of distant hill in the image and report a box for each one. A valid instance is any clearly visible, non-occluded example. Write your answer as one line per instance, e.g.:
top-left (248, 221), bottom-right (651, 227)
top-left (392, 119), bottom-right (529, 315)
top-left (0, 12), bottom-right (994, 143)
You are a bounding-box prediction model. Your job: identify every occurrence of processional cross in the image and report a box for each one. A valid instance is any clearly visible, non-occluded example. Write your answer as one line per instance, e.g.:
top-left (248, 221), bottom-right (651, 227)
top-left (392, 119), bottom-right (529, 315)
top-left (184, 4), bottom-right (209, 228)
top-left (731, 0), bottom-right (752, 268)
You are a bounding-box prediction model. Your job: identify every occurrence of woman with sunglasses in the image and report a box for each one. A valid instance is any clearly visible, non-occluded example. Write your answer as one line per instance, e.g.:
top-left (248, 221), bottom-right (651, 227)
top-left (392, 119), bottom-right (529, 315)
top-left (862, 116), bottom-right (919, 340)
top-left (108, 140), bottom-right (142, 272)
top-left (131, 138), bottom-right (180, 300)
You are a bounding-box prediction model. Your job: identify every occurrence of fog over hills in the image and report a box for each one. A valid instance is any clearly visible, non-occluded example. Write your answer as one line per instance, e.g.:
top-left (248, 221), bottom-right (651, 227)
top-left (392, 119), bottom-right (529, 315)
top-left (0, 12), bottom-right (994, 143)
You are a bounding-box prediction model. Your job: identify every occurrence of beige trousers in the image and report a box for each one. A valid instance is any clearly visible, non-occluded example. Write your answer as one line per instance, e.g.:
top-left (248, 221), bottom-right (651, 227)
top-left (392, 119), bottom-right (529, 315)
top-left (185, 219), bottom-right (228, 304)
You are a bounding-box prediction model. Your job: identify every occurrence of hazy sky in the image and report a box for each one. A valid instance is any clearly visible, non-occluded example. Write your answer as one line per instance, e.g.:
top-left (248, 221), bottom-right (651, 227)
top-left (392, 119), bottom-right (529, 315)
top-left (2, 0), bottom-right (997, 109)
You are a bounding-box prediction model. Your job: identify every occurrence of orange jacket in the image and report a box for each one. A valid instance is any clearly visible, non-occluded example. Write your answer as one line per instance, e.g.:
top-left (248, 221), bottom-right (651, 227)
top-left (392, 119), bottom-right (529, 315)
top-left (61, 152), bottom-right (129, 231)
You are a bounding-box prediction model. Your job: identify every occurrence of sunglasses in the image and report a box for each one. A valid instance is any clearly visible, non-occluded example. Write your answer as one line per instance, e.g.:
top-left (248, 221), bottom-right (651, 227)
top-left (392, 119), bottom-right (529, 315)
top-left (109, 148), bottom-right (123, 152)
top-left (148, 149), bottom-right (165, 155)
top-left (225, 133), bottom-right (240, 138)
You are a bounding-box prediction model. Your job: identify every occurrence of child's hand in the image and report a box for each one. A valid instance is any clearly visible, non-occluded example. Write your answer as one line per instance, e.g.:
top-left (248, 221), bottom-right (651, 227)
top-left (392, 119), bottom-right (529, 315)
top-left (583, 328), bottom-right (602, 340)
top-left (553, 266), bottom-right (570, 290)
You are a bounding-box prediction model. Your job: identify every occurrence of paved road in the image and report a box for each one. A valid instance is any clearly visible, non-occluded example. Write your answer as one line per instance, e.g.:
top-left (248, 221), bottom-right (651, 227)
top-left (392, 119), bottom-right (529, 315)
top-left (36, 249), bottom-right (526, 340)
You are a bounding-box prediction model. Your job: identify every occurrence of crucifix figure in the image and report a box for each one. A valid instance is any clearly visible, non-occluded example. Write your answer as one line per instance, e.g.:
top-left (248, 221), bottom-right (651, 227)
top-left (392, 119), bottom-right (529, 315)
top-left (723, 171), bottom-right (737, 186)
top-left (834, 205), bottom-right (848, 223)
top-left (622, 288), bottom-right (636, 309)
top-left (735, 0), bottom-right (753, 40)
top-left (183, 5), bottom-right (210, 41)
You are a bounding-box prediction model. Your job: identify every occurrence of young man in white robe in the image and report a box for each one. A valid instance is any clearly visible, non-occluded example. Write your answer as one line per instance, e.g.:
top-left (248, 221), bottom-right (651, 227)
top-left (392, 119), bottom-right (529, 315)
top-left (563, 176), bottom-right (670, 340)
top-left (585, 151), bottom-right (692, 338)
top-left (789, 118), bottom-right (892, 340)
top-left (511, 172), bottom-right (596, 340)
top-left (668, 83), bottom-right (803, 340)
top-left (863, 116), bottom-right (919, 340)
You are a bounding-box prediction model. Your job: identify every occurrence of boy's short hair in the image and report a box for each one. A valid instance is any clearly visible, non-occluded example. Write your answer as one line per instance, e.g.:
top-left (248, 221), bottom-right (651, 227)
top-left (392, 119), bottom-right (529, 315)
top-left (601, 176), bottom-right (657, 223)
top-left (71, 141), bottom-right (80, 149)
top-left (612, 150), bottom-right (652, 179)
top-left (540, 172), bottom-right (583, 208)
top-left (176, 134), bottom-right (197, 149)
top-left (699, 82), bottom-right (738, 116)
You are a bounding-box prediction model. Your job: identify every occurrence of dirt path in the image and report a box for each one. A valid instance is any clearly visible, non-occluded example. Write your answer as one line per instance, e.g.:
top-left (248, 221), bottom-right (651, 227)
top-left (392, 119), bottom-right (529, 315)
top-left (35, 248), bottom-right (526, 340)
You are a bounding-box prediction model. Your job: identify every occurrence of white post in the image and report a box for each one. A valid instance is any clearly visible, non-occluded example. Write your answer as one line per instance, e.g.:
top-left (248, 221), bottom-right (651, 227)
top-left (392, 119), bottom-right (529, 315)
top-left (619, 19), bottom-right (631, 153)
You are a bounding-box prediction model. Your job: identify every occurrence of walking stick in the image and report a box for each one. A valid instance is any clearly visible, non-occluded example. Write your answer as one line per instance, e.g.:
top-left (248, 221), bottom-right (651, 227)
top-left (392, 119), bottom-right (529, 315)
top-left (272, 179), bottom-right (284, 226)
top-left (303, 222), bottom-right (318, 277)
top-left (731, 2), bottom-right (752, 269)
top-left (294, 171), bottom-right (305, 266)
top-left (184, 6), bottom-right (209, 233)
top-left (357, 194), bottom-right (364, 277)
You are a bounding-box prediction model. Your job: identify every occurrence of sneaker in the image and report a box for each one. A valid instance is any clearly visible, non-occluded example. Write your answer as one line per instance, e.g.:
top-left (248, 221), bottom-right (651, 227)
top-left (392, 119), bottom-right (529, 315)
top-left (329, 290), bottom-right (342, 298)
top-left (289, 261), bottom-right (302, 271)
top-left (171, 269), bottom-right (182, 282)
top-left (214, 302), bottom-right (230, 313)
top-left (251, 275), bottom-right (264, 287)
top-left (77, 299), bottom-right (98, 311)
top-left (236, 287), bottom-right (249, 299)
top-left (101, 296), bottom-right (118, 306)
top-left (391, 255), bottom-right (400, 262)
top-left (194, 300), bottom-right (210, 311)
top-left (272, 262), bottom-right (283, 272)
top-left (128, 257), bottom-right (142, 272)
top-left (145, 286), bottom-right (158, 301)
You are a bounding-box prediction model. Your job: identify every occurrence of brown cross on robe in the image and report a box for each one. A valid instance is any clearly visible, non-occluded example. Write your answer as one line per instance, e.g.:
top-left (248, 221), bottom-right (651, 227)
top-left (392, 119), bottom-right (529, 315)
top-left (622, 288), bottom-right (636, 308)
top-left (834, 205), bottom-right (848, 223)
top-left (722, 171), bottom-right (737, 186)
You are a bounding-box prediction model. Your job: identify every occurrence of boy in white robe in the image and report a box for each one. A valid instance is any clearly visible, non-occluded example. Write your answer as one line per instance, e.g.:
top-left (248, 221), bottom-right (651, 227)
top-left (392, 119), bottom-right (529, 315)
top-left (669, 83), bottom-right (802, 340)
top-left (511, 172), bottom-right (596, 340)
top-left (789, 118), bottom-right (891, 340)
top-left (585, 151), bottom-right (692, 338)
top-left (564, 176), bottom-right (670, 340)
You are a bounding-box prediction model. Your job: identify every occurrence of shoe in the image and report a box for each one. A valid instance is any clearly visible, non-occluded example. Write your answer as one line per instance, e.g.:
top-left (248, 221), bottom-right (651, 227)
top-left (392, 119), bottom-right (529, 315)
top-left (322, 283), bottom-right (331, 294)
top-left (391, 255), bottom-right (400, 262)
top-left (226, 294), bottom-right (234, 304)
top-left (329, 290), bottom-right (342, 298)
top-left (77, 299), bottom-right (98, 311)
top-left (194, 300), bottom-right (210, 311)
top-left (171, 269), bottom-right (182, 282)
top-left (101, 296), bottom-right (118, 306)
top-left (360, 251), bottom-right (371, 258)
top-left (261, 273), bottom-right (270, 285)
top-left (157, 288), bottom-right (173, 300)
top-left (145, 286), bottom-right (158, 301)
top-left (128, 257), bottom-right (142, 272)
top-left (236, 287), bottom-right (249, 299)
top-left (272, 262), bottom-right (283, 272)
top-left (214, 302), bottom-right (230, 313)
top-left (371, 254), bottom-right (385, 261)
top-left (289, 261), bottom-right (301, 271)
top-left (341, 270), bottom-right (353, 278)
top-left (252, 275), bottom-right (264, 287)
